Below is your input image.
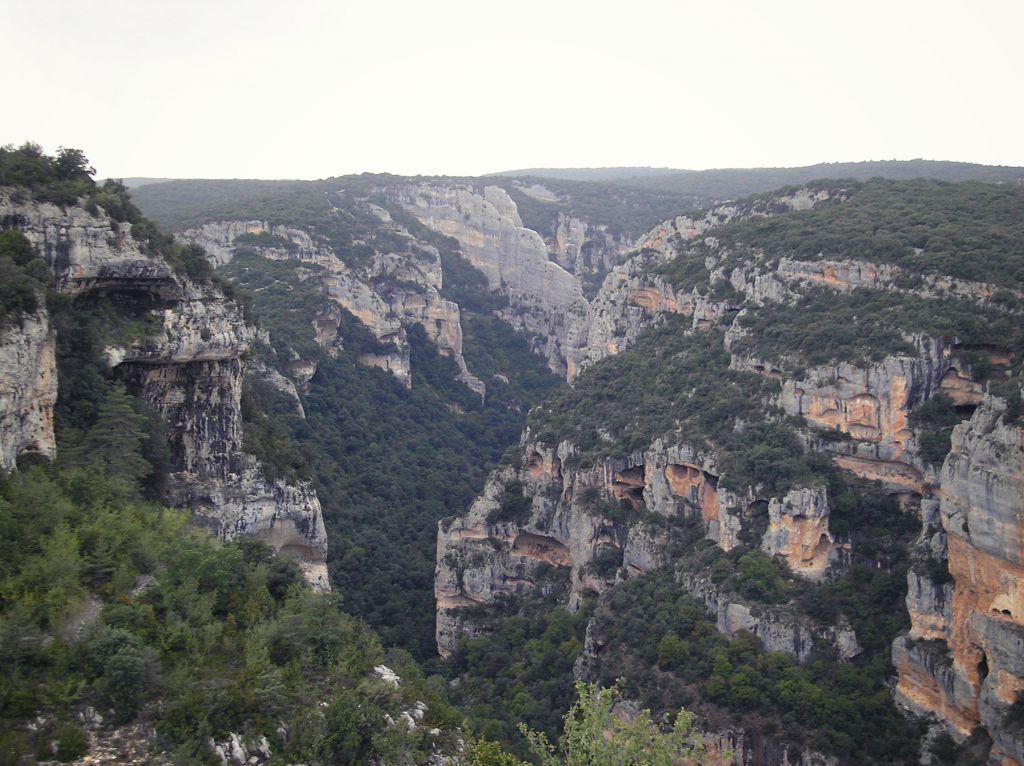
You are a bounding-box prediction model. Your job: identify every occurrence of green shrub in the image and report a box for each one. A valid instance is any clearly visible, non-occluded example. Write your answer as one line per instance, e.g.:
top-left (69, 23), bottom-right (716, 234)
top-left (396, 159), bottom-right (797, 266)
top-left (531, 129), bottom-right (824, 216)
top-left (54, 721), bottom-right (88, 762)
top-left (487, 481), bottom-right (533, 525)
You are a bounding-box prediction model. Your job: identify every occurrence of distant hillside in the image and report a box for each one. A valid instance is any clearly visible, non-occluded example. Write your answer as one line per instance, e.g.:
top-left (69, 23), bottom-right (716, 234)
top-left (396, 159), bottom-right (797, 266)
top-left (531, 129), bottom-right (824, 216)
top-left (117, 176), bottom-right (176, 188)
top-left (496, 159), bottom-right (1024, 199)
top-left (491, 167), bottom-right (679, 182)
top-left (130, 175), bottom-right (705, 243)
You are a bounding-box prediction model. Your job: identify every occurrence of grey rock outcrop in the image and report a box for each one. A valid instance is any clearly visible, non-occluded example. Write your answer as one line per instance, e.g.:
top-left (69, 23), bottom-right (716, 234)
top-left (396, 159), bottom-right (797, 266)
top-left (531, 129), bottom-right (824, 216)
top-left (677, 569), bottom-right (861, 662)
top-left (0, 308), bottom-right (57, 472)
top-left (893, 396), bottom-right (1024, 763)
top-left (0, 191), bottom-right (329, 589)
top-left (1, 189), bottom-right (174, 296)
top-left (435, 436), bottom-right (858, 661)
top-left (392, 183), bottom-right (589, 378)
top-left (548, 212), bottom-right (633, 279)
top-left (118, 289), bottom-right (330, 590)
top-left (183, 217), bottom-right (487, 395)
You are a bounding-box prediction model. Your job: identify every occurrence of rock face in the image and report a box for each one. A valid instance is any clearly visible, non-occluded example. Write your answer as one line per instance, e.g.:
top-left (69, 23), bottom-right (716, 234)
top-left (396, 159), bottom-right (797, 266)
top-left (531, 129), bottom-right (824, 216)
top-left (0, 308), bottom-right (57, 472)
top-left (116, 279), bottom-right (329, 590)
top-left (675, 569), bottom-right (860, 662)
top-left (183, 218), bottom-right (485, 395)
top-left (434, 435), bottom-right (852, 660)
top-left (0, 192), bottom-right (329, 589)
top-left (566, 259), bottom-right (690, 379)
top-left (761, 339), bottom-right (966, 495)
top-left (1, 189), bottom-right (175, 296)
top-left (392, 183), bottom-right (590, 378)
top-left (760, 487), bottom-right (836, 580)
top-left (893, 396), bottom-right (1024, 765)
top-left (120, 351), bottom-right (329, 591)
top-left (435, 182), bottom-right (1024, 760)
top-left (548, 211), bottom-right (633, 280)
top-left (776, 256), bottom-right (1022, 305)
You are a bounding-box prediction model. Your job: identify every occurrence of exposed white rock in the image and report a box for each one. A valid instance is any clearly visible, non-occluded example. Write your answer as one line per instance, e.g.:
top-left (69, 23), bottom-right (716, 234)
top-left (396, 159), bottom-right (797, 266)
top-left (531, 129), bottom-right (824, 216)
top-left (0, 189), bottom-right (174, 295)
top-left (392, 183), bottom-right (589, 377)
top-left (374, 664), bottom-right (401, 687)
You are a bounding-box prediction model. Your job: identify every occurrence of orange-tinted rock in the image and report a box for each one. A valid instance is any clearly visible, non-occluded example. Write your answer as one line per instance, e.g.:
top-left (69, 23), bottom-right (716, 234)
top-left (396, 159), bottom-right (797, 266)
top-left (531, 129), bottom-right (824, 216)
top-left (784, 368), bottom-right (918, 460)
top-left (939, 368), bottom-right (985, 407)
top-left (664, 463), bottom-right (720, 527)
top-left (761, 487), bottom-right (835, 580)
top-left (834, 455), bottom-right (926, 494)
top-left (511, 533), bottom-right (572, 566)
top-left (893, 636), bottom-right (980, 736)
top-left (895, 397), bottom-right (1024, 763)
top-left (612, 466), bottom-right (646, 507)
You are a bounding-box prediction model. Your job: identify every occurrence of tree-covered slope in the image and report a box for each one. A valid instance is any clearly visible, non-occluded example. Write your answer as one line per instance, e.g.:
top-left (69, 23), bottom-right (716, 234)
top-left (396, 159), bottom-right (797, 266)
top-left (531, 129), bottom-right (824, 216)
top-left (0, 145), bottom-right (475, 765)
top-left (495, 159), bottom-right (1024, 199)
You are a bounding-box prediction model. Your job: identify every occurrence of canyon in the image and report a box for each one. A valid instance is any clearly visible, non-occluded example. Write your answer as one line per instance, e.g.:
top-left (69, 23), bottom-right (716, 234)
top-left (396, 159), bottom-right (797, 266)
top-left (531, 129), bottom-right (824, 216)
top-left (4, 163), bottom-right (1023, 765)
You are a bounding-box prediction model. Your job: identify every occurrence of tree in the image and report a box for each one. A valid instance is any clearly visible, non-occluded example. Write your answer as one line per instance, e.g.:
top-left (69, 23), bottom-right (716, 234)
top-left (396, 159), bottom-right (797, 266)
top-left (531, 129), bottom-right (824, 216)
top-left (519, 680), bottom-right (707, 766)
top-left (73, 386), bottom-right (153, 493)
top-left (463, 737), bottom-right (529, 766)
top-left (54, 147), bottom-right (95, 181)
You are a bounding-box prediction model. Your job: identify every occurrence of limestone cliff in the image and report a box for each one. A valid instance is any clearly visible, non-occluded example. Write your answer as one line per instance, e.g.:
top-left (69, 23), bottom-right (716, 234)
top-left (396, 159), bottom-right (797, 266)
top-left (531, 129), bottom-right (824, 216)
top-left (0, 308), bottom-right (57, 472)
top-left (548, 211), bottom-right (633, 281)
top-left (183, 218), bottom-right (485, 395)
top-left (0, 191), bottom-right (329, 589)
top-left (562, 190), bottom-right (834, 381)
top-left (434, 435), bottom-right (852, 660)
top-left (894, 396), bottom-right (1024, 765)
top-left (1, 189), bottom-right (175, 297)
top-left (760, 487), bottom-right (836, 581)
top-left (766, 339), bottom-right (965, 494)
top-left (434, 180), bottom-right (1024, 761)
top-left (391, 183), bottom-right (589, 378)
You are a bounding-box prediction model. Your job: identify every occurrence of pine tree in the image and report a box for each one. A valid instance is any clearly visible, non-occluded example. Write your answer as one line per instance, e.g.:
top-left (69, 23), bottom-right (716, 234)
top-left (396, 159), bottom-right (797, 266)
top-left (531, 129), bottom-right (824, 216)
top-left (76, 386), bottom-right (152, 493)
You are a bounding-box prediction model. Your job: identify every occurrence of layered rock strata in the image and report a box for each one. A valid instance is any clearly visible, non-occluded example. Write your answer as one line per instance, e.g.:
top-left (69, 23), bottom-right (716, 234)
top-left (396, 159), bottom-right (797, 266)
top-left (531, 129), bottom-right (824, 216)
top-left (184, 218), bottom-right (485, 395)
top-left (760, 487), bottom-right (836, 580)
top-left (435, 437), bottom-right (847, 659)
top-left (893, 396), bottom-right (1024, 765)
top-left (1, 189), bottom-right (175, 297)
top-left (118, 288), bottom-right (329, 589)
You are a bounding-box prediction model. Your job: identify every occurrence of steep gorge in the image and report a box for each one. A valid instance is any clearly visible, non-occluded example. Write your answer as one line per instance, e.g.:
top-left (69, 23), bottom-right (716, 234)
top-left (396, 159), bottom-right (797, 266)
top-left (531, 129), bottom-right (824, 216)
top-left (433, 178), bottom-right (1024, 763)
top-left (120, 170), bottom-right (1024, 763)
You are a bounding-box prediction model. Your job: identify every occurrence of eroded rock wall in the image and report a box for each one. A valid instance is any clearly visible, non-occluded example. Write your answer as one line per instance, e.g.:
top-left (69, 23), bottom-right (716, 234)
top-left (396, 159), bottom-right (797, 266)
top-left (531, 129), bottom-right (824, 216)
top-left (392, 183), bottom-right (589, 377)
top-left (118, 288), bottom-right (329, 590)
top-left (435, 436), bottom-right (845, 660)
top-left (0, 309), bottom-right (57, 472)
top-left (1, 189), bottom-right (175, 296)
top-left (893, 396), bottom-right (1024, 764)
top-left (548, 212), bottom-right (633, 279)
top-left (183, 217), bottom-right (486, 394)
top-left (0, 192), bottom-right (329, 588)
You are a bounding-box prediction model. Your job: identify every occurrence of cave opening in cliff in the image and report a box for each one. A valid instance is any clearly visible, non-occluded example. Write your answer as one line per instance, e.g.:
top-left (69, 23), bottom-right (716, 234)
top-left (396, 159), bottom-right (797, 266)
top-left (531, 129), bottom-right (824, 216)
top-left (526, 451), bottom-right (544, 479)
top-left (978, 654), bottom-right (990, 683)
top-left (612, 465), bottom-right (646, 509)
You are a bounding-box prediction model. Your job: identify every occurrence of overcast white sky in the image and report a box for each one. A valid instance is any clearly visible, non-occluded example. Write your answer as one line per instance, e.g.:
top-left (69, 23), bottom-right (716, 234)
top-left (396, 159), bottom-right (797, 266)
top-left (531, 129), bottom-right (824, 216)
top-left (7, 0), bottom-right (1024, 179)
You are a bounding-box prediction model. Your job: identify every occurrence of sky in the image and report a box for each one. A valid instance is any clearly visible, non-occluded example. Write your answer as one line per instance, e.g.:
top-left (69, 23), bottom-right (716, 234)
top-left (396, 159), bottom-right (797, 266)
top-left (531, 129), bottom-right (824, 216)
top-left (7, 0), bottom-right (1024, 179)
